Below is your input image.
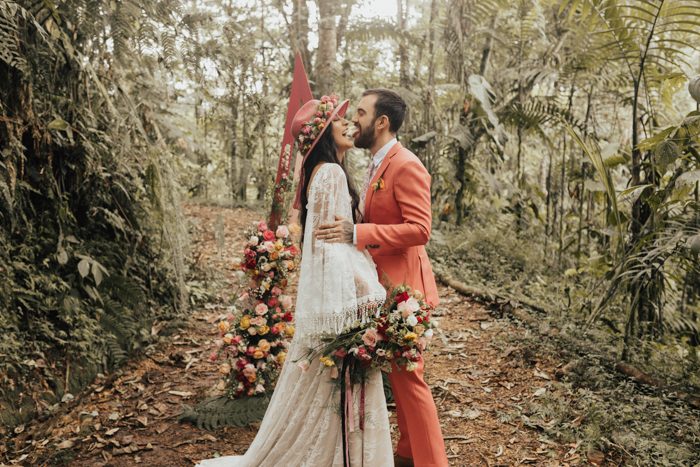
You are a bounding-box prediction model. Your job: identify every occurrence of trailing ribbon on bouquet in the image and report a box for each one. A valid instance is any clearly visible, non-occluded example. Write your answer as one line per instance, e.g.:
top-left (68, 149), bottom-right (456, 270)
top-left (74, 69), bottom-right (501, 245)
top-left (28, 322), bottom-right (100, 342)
top-left (339, 355), bottom-right (367, 467)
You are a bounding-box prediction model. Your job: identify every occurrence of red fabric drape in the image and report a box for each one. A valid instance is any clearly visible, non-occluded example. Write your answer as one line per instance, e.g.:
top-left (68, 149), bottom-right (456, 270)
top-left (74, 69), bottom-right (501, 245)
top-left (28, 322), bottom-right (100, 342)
top-left (268, 52), bottom-right (312, 230)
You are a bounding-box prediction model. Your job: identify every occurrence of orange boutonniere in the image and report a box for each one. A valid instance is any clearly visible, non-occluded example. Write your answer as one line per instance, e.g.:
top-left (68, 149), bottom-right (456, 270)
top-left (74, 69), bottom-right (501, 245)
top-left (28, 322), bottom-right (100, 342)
top-left (372, 177), bottom-right (385, 192)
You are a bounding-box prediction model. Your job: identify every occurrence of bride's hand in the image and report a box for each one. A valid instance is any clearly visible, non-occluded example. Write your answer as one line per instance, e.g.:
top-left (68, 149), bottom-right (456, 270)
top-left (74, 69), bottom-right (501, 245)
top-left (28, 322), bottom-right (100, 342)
top-left (315, 215), bottom-right (354, 243)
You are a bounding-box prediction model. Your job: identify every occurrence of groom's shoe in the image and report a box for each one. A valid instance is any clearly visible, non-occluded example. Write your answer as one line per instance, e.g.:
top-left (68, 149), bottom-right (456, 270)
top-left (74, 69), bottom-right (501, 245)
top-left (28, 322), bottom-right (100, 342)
top-left (394, 454), bottom-right (414, 467)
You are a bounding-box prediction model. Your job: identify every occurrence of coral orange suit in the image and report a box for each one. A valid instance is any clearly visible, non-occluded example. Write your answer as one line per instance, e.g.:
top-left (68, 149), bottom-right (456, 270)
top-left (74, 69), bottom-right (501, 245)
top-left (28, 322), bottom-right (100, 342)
top-left (356, 142), bottom-right (448, 467)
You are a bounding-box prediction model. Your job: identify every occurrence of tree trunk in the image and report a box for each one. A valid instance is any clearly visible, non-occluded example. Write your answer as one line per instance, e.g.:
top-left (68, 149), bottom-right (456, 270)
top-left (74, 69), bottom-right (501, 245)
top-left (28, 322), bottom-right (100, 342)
top-left (288, 0), bottom-right (312, 76)
top-left (397, 0), bottom-right (409, 88)
top-left (423, 0), bottom-right (438, 176)
top-left (315, 0), bottom-right (338, 96)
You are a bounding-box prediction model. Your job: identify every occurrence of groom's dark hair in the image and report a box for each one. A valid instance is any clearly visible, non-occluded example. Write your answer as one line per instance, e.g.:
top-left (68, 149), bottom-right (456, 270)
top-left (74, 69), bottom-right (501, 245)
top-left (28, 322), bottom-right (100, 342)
top-left (362, 88), bottom-right (407, 133)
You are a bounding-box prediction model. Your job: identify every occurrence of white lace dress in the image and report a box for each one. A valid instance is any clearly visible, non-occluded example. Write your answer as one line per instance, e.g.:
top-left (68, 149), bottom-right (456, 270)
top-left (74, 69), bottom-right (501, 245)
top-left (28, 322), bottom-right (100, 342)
top-left (196, 163), bottom-right (393, 466)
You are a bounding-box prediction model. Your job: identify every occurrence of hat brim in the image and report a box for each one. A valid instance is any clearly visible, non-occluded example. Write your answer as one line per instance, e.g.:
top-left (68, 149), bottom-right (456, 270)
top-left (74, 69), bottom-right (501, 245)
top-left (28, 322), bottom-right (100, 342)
top-left (302, 99), bottom-right (350, 161)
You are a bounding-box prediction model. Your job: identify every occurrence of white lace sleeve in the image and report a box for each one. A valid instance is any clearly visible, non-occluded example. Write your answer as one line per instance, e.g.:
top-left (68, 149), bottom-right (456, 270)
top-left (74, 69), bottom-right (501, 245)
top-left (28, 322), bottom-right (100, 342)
top-left (295, 164), bottom-right (387, 337)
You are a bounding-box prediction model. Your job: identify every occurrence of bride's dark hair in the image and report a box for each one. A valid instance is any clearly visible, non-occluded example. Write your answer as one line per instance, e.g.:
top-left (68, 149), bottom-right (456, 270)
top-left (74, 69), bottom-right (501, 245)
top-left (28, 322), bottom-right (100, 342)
top-left (299, 125), bottom-right (360, 237)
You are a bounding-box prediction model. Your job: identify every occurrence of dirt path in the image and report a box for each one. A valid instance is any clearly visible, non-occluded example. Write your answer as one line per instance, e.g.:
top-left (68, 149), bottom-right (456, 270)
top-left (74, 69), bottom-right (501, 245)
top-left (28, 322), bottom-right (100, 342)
top-left (5, 205), bottom-right (582, 467)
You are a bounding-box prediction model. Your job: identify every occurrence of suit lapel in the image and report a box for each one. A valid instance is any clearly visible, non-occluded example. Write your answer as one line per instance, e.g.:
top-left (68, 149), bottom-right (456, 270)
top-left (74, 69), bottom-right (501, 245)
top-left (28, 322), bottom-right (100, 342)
top-left (364, 142), bottom-right (402, 220)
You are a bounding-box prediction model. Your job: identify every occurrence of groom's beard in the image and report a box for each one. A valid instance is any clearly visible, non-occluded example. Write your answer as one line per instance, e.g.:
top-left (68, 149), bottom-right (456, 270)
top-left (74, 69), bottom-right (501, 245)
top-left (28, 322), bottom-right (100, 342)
top-left (353, 123), bottom-right (375, 150)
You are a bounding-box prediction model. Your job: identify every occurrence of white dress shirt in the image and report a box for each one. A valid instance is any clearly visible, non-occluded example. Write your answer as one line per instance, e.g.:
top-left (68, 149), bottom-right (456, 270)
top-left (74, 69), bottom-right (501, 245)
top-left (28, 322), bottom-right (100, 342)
top-left (353, 137), bottom-right (397, 244)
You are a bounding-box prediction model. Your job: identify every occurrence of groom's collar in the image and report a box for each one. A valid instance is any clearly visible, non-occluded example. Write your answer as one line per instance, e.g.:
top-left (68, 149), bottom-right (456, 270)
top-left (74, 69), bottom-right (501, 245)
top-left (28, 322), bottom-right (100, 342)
top-left (371, 137), bottom-right (398, 166)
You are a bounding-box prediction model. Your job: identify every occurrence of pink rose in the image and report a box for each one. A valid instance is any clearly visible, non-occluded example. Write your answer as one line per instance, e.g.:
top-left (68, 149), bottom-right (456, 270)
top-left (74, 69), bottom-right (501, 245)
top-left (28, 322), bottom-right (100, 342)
top-left (271, 286), bottom-right (283, 296)
top-left (362, 328), bottom-right (379, 347)
top-left (251, 316), bottom-right (266, 327)
top-left (280, 295), bottom-right (293, 310)
top-left (208, 351), bottom-right (218, 362)
top-left (257, 221), bottom-right (268, 232)
top-left (268, 297), bottom-right (278, 307)
top-left (276, 225), bottom-right (289, 238)
top-left (263, 230), bottom-right (275, 241)
top-left (255, 303), bottom-right (269, 316)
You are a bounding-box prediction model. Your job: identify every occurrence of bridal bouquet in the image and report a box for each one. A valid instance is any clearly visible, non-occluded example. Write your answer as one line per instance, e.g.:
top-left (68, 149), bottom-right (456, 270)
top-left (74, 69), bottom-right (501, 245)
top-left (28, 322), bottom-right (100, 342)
top-left (375, 285), bottom-right (436, 371)
top-left (300, 284), bottom-right (436, 380)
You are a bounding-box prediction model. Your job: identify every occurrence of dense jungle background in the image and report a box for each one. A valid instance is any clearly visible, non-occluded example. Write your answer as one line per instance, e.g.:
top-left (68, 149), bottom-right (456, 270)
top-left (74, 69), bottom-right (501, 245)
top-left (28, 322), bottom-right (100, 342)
top-left (1, 0), bottom-right (700, 465)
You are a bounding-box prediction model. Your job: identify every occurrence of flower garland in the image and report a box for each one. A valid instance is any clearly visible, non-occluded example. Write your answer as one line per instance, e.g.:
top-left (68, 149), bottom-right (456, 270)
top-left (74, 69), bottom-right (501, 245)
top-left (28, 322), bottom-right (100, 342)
top-left (210, 221), bottom-right (301, 398)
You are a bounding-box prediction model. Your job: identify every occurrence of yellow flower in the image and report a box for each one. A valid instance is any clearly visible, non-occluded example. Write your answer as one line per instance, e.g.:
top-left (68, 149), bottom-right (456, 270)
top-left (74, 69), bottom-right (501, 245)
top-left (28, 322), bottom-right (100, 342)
top-left (286, 261), bottom-right (296, 271)
top-left (223, 333), bottom-right (234, 344)
top-left (372, 177), bottom-right (385, 192)
top-left (403, 332), bottom-right (418, 342)
top-left (270, 251), bottom-right (279, 260)
top-left (239, 315), bottom-right (251, 330)
top-left (289, 223), bottom-right (301, 235)
top-left (258, 339), bottom-right (271, 352)
top-left (320, 356), bottom-right (335, 367)
top-left (277, 351), bottom-right (287, 365)
top-left (219, 363), bottom-right (231, 375)
top-left (275, 241), bottom-right (284, 251)
top-left (218, 320), bottom-right (230, 333)
top-left (258, 325), bottom-right (270, 336)
top-left (285, 325), bottom-right (295, 338)
top-left (253, 349), bottom-right (264, 359)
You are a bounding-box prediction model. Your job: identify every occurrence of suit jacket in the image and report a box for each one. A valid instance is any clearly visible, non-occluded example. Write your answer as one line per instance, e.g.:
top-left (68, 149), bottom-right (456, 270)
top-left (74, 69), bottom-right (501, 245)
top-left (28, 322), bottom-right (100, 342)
top-left (356, 142), bottom-right (439, 307)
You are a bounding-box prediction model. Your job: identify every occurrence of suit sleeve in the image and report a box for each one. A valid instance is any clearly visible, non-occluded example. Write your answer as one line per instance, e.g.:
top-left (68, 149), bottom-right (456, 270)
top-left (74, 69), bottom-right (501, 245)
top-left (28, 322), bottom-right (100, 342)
top-left (355, 159), bottom-right (432, 250)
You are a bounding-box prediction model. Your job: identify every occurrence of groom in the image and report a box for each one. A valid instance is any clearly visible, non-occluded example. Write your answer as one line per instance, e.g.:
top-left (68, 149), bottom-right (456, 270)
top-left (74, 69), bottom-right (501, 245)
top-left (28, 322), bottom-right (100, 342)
top-left (316, 88), bottom-right (448, 467)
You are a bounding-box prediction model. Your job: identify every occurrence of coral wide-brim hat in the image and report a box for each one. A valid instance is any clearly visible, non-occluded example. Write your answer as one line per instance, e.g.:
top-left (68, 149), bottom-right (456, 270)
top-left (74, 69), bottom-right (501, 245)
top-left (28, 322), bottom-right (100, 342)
top-left (291, 95), bottom-right (349, 209)
top-left (292, 95), bottom-right (350, 161)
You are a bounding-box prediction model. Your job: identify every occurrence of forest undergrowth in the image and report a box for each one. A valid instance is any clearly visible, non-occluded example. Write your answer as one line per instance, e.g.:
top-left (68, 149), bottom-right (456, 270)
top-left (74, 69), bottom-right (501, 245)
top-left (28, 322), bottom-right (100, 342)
top-left (430, 213), bottom-right (700, 466)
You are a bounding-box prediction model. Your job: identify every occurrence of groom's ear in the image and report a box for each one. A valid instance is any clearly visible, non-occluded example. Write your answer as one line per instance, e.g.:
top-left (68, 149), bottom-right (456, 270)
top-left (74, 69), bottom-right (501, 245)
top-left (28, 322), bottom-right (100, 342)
top-left (376, 115), bottom-right (389, 131)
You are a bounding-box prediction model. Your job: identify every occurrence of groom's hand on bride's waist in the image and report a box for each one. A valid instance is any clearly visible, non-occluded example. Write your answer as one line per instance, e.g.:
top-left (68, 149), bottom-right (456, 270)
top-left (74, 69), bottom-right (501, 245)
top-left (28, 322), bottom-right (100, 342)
top-left (315, 215), bottom-right (354, 244)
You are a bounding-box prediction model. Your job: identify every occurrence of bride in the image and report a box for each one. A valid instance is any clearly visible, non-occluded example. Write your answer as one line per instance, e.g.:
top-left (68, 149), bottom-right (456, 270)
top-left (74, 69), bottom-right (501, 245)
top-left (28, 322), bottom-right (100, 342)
top-left (196, 95), bottom-right (393, 466)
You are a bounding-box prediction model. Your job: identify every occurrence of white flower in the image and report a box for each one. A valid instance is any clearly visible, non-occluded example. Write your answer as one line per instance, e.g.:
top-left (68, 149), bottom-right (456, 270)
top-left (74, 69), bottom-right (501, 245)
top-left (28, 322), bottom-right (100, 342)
top-left (424, 329), bottom-right (434, 339)
top-left (405, 297), bottom-right (420, 312)
top-left (255, 384), bottom-right (265, 393)
top-left (406, 314), bottom-right (418, 326)
top-left (249, 235), bottom-right (259, 246)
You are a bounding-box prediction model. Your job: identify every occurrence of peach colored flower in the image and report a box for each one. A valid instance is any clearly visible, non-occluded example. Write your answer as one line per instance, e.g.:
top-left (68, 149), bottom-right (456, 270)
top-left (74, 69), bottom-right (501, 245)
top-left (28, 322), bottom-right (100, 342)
top-left (219, 363), bottom-right (231, 375)
top-left (362, 328), bottom-right (380, 347)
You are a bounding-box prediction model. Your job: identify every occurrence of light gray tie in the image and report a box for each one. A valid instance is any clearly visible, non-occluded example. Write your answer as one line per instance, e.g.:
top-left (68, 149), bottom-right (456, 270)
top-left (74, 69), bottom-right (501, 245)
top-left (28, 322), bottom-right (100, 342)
top-left (359, 160), bottom-right (377, 218)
